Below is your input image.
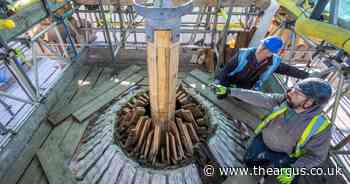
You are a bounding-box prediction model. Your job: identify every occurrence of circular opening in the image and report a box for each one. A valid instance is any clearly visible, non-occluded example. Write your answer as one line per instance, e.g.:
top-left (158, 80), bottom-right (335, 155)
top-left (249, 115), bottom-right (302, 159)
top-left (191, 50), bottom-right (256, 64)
top-left (113, 85), bottom-right (214, 169)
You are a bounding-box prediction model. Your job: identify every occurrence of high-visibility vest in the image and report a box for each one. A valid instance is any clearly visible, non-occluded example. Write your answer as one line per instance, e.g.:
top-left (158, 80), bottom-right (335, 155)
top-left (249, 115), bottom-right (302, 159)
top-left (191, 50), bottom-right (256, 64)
top-left (254, 104), bottom-right (331, 158)
top-left (227, 48), bottom-right (282, 91)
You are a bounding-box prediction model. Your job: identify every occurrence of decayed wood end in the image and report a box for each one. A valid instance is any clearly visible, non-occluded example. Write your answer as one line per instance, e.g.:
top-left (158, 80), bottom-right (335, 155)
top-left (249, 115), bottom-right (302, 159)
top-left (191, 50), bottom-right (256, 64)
top-left (147, 31), bottom-right (179, 121)
top-left (74, 0), bottom-right (270, 9)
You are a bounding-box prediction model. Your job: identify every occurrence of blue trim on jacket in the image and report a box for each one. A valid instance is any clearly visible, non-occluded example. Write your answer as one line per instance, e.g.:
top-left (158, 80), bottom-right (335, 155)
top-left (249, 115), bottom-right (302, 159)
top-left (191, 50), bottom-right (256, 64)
top-left (227, 48), bottom-right (282, 91)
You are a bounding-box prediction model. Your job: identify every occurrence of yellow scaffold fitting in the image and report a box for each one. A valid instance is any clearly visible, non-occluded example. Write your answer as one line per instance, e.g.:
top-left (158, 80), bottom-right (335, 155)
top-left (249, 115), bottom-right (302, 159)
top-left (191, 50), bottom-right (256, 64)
top-left (276, 0), bottom-right (350, 55)
top-left (0, 19), bottom-right (16, 30)
top-left (213, 9), bottom-right (245, 30)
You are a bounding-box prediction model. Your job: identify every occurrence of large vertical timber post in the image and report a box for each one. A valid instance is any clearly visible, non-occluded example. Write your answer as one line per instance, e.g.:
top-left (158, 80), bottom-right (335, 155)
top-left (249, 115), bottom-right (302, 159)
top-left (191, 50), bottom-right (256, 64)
top-left (147, 31), bottom-right (179, 121)
top-left (134, 0), bottom-right (193, 121)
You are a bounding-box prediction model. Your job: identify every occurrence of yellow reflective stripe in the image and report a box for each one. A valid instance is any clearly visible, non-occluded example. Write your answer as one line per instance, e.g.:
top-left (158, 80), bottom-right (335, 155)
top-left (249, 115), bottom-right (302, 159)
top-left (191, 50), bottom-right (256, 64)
top-left (254, 123), bottom-right (266, 134)
top-left (254, 106), bottom-right (288, 134)
top-left (292, 115), bottom-right (331, 158)
top-left (316, 118), bottom-right (330, 134)
top-left (297, 115), bottom-right (319, 148)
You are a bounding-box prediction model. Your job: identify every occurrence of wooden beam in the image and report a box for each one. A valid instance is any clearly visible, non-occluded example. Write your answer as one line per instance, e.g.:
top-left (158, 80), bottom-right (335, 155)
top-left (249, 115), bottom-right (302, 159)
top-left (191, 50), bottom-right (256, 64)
top-left (48, 65), bottom-right (142, 125)
top-left (0, 61), bottom-right (83, 184)
top-left (37, 146), bottom-right (77, 184)
top-left (59, 118), bottom-right (91, 158)
top-left (147, 31), bottom-right (180, 121)
top-left (72, 74), bottom-right (144, 122)
top-left (0, 121), bottom-right (51, 184)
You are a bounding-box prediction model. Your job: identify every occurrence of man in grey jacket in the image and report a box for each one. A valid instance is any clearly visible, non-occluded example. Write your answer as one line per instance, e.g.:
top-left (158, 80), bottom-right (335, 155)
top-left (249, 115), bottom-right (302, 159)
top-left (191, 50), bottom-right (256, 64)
top-left (214, 78), bottom-right (333, 184)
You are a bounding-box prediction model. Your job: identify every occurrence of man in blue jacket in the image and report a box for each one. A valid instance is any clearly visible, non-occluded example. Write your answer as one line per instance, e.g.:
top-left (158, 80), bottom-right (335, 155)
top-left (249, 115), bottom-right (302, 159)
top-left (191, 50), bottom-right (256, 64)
top-left (214, 36), bottom-right (311, 91)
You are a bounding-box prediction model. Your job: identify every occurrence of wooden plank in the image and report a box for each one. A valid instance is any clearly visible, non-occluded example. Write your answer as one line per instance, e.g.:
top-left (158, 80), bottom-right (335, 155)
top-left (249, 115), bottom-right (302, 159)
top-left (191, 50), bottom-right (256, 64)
top-left (134, 116), bottom-right (146, 139)
top-left (176, 118), bottom-right (193, 155)
top-left (166, 132), bottom-right (171, 164)
top-left (35, 119), bottom-right (77, 184)
top-left (148, 31), bottom-right (178, 120)
top-left (38, 174), bottom-right (49, 184)
top-left (186, 123), bottom-right (200, 143)
top-left (143, 130), bottom-right (154, 159)
top-left (69, 66), bottom-right (104, 103)
top-left (169, 121), bottom-right (185, 159)
top-left (147, 42), bottom-right (159, 119)
top-left (161, 147), bottom-right (166, 164)
top-left (18, 158), bottom-right (45, 184)
top-left (59, 117), bottom-right (91, 158)
top-left (93, 67), bottom-right (113, 89)
top-left (0, 62), bottom-right (82, 183)
top-left (76, 126), bottom-right (110, 161)
top-left (137, 95), bottom-right (149, 105)
top-left (150, 122), bottom-right (161, 163)
top-left (171, 42), bottom-right (180, 117)
top-left (75, 134), bottom-right (112, 180)
top-left (188, 69), bottom-right (268, 119)
top-left (155, 31), bottom-right (170, 120)
top-left (180, 109), bottom-right (199, 129)
top-left (50, 65), bottom-right (92, 113)
top-left (136, 119), bottom-right (151, 152)
top-left (73, 74), bottom-right (144, 122)
top-left (0, 121), bottom-right (51, 184)
top-left (37, 146), bottom-right (77, 184)
top-left (169, 133), bottom-right (178, 163)
top-left (79, 124), bottom-right (105, 146)
top-left (183, 103), bottom-right (204, 118)
top-left (182, 76), bottom-right (258, 125)
top-left (48, 65), bottom-right (142, 125)
top-left (42, 118), bottom-right (74, 150)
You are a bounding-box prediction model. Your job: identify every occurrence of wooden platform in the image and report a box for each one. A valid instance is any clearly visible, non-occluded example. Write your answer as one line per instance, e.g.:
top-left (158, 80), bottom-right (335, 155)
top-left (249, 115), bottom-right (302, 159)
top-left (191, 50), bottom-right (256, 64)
top-left (0, 47), bottom-right (348, 184)
top-left (11, 66), bottom-right (344, 184)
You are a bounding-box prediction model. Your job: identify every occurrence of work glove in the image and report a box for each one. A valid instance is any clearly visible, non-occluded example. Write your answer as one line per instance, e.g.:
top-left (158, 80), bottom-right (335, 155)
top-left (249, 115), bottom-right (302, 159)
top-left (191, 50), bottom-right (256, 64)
top-left (208, 81), bottom-right (218, 90)
top-left (276, 168), bottom-right (295, 184)
top-left (215, 84), bottom-right (229, 99)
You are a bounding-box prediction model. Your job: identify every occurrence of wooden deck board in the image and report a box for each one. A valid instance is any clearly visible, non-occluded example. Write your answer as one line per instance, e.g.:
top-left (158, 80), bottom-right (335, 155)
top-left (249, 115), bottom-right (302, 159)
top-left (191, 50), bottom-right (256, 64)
top-left (37, 146), bottom-right (77, 184)
top-left (59, 117), bottom-right (91, 159)
top-left (48, 65), bottom-right (142, 125)
top-left (0, 121), bottom-right (51, 184)
top-left (189, 69), bottom-right (269, 120)
top-left (182, 75), bottom-right (258, 125)
top-left (49, 65), bottom-right (92, 113)
top-left (17, 157), bottom-right (45, 184)
top-left (72, 74), bottom-right (144, 122)
top-left (69, 66), bottom-right (104, 103)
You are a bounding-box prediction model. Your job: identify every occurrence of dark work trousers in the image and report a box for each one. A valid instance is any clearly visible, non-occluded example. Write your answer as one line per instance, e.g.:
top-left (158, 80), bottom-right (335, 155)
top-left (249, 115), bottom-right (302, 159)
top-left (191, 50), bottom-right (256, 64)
top-left (243, 133), bottom-right (299, 184)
